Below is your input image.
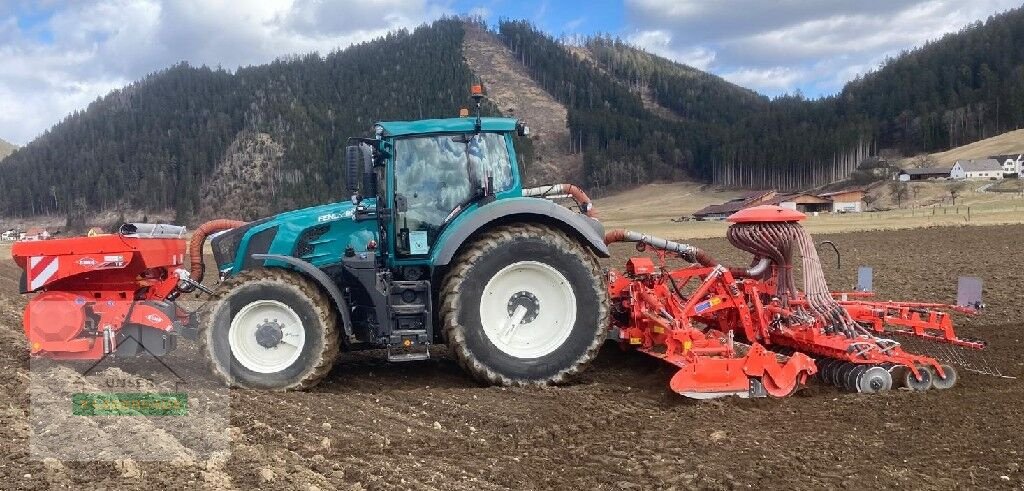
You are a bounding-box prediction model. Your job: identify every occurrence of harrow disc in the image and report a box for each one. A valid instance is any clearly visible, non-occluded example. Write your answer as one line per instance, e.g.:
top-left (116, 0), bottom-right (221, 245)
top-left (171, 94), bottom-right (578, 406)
top-left (928, 364), bottom-right (958, 390)
top-left (902, 366), bottom-right (932, 391)
top-left (857, 366), bottom-right (893, 393)
top-left (814, 358), bottom-right (837, 383)
top-left (834, 362), bottom-right (856, 388)
top-left (844, 364), bottom-right (868, 392)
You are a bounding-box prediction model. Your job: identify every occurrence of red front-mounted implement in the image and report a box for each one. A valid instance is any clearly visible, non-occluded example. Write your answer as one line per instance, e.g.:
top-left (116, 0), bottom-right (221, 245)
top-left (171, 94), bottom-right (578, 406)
top-left (12, 224), bottom-right (197, 360)
top-left (605, 205), bottom-right (984, 399)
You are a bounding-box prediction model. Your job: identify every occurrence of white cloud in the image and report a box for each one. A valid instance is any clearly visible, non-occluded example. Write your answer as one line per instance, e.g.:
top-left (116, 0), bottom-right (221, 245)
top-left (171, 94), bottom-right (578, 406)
top-left (627, 30), bottom-right (715, 70)
top-left (720, 67), bottom-right (804, 92)
top-left (467, 6), bottom-right (490, 20)
top-left (0, 0), bottom-right (450, 145)
top-left (624, 0), bottom-right (1021, 96)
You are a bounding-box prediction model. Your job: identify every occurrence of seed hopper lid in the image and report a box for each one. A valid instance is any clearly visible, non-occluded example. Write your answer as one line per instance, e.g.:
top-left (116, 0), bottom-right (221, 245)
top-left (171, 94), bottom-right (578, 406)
top-left (728, 205), bottom-right (807, 223)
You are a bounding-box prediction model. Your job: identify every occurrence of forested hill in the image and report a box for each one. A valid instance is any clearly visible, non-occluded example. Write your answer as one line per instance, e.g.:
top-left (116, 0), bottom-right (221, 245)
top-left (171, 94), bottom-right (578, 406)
top-left (499, 21), bottom-right (871, 191)
top-left (5, 8), bottom-right (1024, 220)
top-left (0, 20), bottom-right (484, 220)
top-left (498, 6), bottom-right (1024, 191)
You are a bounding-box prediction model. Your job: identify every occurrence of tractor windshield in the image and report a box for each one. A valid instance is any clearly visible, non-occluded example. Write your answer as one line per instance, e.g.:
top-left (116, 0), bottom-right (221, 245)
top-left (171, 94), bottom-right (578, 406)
top-left (393, 132), bottom-right (513, 256)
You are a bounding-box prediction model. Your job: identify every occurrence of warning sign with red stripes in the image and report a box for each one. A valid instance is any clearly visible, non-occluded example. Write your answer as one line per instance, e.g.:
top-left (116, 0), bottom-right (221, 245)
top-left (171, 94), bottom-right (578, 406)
top-left (28, 256), bottom-right (58, 290)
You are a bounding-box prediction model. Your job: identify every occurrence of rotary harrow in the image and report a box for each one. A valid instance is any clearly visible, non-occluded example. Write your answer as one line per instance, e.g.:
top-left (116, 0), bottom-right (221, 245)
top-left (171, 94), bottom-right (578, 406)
top-left (605, 205), bottom-right (984, 398)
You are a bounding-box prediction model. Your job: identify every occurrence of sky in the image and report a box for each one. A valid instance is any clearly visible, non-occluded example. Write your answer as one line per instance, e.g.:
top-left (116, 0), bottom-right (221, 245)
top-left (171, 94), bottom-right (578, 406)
top-left (0, 0), bottom-right (1019, 146)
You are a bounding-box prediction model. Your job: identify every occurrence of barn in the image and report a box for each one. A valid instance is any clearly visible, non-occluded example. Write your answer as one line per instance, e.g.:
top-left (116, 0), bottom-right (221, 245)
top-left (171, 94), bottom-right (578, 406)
top-left (692, 190), bottom-right (777, 220)
top-left (819, 188), bottom-right (866, 213)
top-left (898, 167), bottom-right (952, 181)
top-left (766, 193), bottom-right (833, 213)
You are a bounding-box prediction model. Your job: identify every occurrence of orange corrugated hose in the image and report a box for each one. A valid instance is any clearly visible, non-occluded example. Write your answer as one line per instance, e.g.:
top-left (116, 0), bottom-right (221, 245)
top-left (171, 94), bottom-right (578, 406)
top-left (522, 184), bottom-right (597, 218)
top-left (562, 184), bottom-right (597, 218)
top-left (189, 219), bottom-right (246, 284)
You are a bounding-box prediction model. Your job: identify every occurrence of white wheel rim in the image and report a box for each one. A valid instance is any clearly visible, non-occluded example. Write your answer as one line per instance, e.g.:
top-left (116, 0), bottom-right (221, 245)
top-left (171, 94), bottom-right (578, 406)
top-left (228, 300), bottom-right (306, 373)
top-left (479, 261), bottom-right (577, 359)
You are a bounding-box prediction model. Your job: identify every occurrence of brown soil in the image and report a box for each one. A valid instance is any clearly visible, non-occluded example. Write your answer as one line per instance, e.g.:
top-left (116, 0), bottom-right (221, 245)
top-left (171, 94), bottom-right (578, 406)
top-left (1, 225), bottom-right (1022, 489)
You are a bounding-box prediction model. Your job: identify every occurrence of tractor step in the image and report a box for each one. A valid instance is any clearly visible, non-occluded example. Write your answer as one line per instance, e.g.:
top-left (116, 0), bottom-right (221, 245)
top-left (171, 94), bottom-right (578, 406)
top-left (386, 344), bottom-right (431, 362)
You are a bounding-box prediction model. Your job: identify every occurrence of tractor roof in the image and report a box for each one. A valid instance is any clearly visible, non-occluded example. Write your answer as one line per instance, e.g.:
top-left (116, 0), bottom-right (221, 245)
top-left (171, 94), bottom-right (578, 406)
top-left (376, 117), bottom-right (517, 137)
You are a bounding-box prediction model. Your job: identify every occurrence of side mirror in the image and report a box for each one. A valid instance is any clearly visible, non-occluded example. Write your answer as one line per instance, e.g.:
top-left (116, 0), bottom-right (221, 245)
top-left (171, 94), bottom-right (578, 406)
top-left (516, 120), bottom-right (530, 137)
top-left (345, 144), bottom-right (374, 198)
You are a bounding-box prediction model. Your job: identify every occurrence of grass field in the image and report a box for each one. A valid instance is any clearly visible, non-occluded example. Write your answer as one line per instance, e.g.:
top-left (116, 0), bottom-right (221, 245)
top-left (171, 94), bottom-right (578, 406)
top-left (595, 181), bottom-right (1024, 239)
top-left (913, 128), bottom-right (1024, 166)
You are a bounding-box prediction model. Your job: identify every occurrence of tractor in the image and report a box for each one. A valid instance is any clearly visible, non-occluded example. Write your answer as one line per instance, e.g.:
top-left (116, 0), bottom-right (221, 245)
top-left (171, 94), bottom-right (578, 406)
top-left (13, 87), bottom-right (986, 398)
top-left (193, 89), bottom-right (611, 390)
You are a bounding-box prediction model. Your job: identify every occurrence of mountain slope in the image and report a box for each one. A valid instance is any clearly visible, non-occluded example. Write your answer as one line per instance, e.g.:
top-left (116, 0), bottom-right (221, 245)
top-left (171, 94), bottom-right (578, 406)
top-left (461, 23), bottom-right (578, 184)
top-left (0, 139), bottom-right (16, 160)
top-left (497, 20), bottom-right (866, 191)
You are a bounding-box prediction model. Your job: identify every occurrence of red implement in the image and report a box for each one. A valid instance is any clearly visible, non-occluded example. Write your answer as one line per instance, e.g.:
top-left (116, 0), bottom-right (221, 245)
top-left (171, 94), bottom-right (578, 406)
top-left (605, 206), bottom-right (982, 399)
top-left (12, 227), bottom-right (188, 360)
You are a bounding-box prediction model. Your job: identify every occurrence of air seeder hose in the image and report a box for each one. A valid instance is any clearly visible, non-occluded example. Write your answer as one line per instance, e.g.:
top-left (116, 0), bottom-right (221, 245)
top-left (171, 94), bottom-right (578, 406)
top-left (604, 229), bottom-right (770, 278)
top-left (522, 184), bottom-right (596, 218)
top-left (727, 220), bottom-right (858, 337)
top-left (189, 219), bottom-right (246, 284)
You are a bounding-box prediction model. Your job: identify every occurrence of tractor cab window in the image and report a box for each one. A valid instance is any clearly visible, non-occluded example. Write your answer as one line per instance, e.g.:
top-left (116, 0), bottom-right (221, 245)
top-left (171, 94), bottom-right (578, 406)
top-left (393, 132), bottom-right (513, 256)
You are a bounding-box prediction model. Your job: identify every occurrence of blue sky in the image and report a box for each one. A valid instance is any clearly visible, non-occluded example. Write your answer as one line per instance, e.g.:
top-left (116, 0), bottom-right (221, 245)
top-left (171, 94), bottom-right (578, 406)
top-left (0, 0), bottom-right (1019, 145)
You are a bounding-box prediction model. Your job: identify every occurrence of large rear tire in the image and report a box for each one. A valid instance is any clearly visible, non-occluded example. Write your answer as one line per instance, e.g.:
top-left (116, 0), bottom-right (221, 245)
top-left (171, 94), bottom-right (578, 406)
top-left (441, 223), bottom-right (608, 386)
top-left (199, 268), bottom-right (339, 390)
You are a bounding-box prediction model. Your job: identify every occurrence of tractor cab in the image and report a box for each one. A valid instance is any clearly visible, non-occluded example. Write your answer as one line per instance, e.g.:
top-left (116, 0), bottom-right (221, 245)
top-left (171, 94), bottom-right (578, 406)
top-left (346, 116), bottom-right (528, 269)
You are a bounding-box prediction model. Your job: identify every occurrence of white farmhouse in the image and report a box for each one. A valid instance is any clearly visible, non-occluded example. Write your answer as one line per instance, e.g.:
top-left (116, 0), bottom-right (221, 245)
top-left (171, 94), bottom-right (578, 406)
top-left (992, 154), bottom-right (1024, 176)
top-left (951, 159), bottom-right (1003, 180)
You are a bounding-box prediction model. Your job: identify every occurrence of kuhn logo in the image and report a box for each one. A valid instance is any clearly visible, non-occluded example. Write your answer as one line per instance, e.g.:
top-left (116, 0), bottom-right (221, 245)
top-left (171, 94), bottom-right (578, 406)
top-left (146, 314), bottom-right (163, 324)
top-left (77, 257), bottom-right (98, 267)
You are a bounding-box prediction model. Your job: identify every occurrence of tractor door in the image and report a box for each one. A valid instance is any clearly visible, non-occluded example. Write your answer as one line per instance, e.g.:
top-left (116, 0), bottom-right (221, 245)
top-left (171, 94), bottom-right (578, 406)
top-left (390, 132), bottom-right (514, 261)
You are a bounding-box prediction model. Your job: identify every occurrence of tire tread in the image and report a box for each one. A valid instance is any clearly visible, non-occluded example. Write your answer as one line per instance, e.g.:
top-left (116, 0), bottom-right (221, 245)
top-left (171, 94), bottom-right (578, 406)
top-left (439, 223), bottom-right (608, 386)
top-left (198, 268), bottom-right (339, 390)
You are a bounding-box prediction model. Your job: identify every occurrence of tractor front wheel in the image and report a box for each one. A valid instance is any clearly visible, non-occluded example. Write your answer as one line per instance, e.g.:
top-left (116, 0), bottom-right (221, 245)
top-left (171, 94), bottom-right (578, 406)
top-left (441, 223), bottom-right (608, 386)
top-left (199, 268), bottom-right (338, 390)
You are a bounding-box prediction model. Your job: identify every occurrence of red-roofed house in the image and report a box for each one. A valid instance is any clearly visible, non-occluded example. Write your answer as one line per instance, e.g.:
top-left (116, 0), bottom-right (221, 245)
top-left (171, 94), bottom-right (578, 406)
top-left (21, 227), bottom-right (50, 241)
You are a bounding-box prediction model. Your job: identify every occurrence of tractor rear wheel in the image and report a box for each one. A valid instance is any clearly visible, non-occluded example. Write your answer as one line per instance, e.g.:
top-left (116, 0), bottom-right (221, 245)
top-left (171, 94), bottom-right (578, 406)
top-left (441, 223), bottom-right (608, 386)
top-left (199, 268), bottom-right (338, 390)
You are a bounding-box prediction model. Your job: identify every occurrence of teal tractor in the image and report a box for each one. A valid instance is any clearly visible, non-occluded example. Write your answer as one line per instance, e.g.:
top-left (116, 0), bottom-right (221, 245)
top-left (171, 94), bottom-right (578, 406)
top-left (196, 94), bottom-right (610, 390)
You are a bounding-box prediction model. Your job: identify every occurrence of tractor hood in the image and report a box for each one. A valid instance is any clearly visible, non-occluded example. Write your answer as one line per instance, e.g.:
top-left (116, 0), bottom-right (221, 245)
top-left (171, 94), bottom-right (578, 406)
top-left (212, 199), bottom-right (378, 274)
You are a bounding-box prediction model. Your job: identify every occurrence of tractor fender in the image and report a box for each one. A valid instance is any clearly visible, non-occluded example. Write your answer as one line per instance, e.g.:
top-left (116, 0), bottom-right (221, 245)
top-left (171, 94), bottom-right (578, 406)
top-left (251, 253), bottom-right (353, 339)
top-left (432, 198), bottom-right (610, 266)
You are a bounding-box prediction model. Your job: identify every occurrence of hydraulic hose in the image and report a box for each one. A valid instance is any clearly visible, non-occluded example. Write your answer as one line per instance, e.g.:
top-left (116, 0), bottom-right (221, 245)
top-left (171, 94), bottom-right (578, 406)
top-left (522, 184), bottom-right (596, 218)
top-left (189, 219), bottom-right (246, 285)
top-left (604, 229), bottom-right (770, 278)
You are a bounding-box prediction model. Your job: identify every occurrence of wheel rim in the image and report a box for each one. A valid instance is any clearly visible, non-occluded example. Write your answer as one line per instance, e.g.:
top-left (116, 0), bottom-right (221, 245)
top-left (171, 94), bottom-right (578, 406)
top-left (479, 261), bottom-right (577, 359)
top-left (228, 300), bottom-right (306, 373)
